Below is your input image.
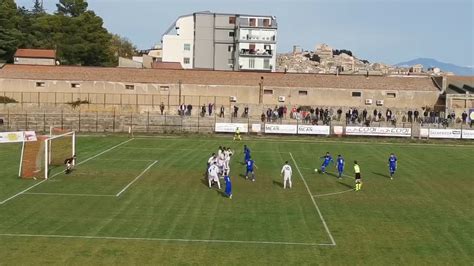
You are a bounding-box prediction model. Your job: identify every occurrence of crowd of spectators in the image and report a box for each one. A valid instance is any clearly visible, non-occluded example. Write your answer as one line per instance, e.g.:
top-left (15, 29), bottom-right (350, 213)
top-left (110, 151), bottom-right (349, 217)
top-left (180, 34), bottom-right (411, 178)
top-left (171, 103), bottom-right (472, 128)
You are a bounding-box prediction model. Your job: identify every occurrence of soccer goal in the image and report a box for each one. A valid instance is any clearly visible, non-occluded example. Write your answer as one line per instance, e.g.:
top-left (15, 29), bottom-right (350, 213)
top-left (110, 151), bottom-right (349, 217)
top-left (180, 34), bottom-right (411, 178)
top-left (19, 130), bottom-right (76, 180)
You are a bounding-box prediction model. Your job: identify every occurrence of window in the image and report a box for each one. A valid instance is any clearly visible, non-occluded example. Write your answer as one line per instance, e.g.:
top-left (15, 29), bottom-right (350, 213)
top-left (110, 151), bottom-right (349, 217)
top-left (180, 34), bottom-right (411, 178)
top-left (228, 45), bottom-right (234, 52)
top-left (36, 82), bottom-right (45, 88)
top-left (264, 59), bottom-right (270, 69)
top-left (249, 58), bottom-right (255, 69)
top-left (183, 43), bottom-right (191, 51)
top-left (71, 83), bottom-right (80, 88)
top-left (298, 90), bottom-right (308, 96)
top-left (263, 19), bottom-right (270, 27)
top-left (249, 18), bottom-right (256, 27)
top-left (386, 92), bottom-right (397, 98)
top-left (183, 57), bottom-right (190, 64)
top-left (352, 91), bottom-right (362, 97)
top-left (264, 89), bottom-right (273, 95)
top-left (228, 31), bottom-right (235, 37)
top-left (229, 16), bottom-right (236, 24)
top-left (160, 86), bottom-right (169, 91)
top-left (125, 85), bottom-right (135, 90)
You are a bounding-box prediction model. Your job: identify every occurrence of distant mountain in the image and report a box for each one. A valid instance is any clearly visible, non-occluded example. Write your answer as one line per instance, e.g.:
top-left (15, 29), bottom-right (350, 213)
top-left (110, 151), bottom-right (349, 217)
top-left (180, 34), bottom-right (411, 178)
top-left (395, 58), bottom-right (473, 76)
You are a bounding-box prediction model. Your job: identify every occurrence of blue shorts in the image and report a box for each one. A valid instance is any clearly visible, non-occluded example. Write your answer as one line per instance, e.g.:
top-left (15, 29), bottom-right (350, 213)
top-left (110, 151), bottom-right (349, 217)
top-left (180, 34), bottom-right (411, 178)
top-left (246, 169), bottom-right (253, 174)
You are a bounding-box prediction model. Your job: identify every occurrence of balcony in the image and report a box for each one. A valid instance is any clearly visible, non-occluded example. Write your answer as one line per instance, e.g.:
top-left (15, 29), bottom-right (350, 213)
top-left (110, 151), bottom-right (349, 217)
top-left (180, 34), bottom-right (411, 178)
top-left (239, 49), bottom-right (273, 57)
top-left (240, 34), bottom-right (276, 42)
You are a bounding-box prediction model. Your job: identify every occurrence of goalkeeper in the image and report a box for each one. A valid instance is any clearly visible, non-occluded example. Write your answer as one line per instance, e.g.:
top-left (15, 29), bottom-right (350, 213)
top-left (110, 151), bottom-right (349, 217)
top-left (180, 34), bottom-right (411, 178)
top-left (233, 127), bottom-right (242, 141)
top-left (64, 155), bottom-right (76, 174)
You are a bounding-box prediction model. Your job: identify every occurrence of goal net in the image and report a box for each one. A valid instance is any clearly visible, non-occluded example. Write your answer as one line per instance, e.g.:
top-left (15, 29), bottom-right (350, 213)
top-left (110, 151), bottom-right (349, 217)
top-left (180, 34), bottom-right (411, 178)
top-left (19, 130), bottom-right (76, 179)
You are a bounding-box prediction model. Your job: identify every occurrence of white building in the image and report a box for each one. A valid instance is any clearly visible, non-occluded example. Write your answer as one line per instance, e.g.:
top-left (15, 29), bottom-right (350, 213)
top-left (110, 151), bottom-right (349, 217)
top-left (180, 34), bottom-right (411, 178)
top-left (162, 11), bottom-right (277, 72)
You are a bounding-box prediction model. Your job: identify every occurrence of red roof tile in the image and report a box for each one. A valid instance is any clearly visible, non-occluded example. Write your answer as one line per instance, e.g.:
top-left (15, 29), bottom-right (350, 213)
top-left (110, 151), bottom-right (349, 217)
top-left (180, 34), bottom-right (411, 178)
top-left (0, 64), bottom-right (442, 91)
top-left (14, 49), bottom-right (56, 59)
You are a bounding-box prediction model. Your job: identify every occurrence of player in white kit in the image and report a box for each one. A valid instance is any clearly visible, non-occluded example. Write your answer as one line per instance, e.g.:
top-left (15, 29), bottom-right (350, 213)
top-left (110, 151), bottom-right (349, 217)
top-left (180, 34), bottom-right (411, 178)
top-left (208, 162), bottom-right (221, 189)
top-left (281, 161), bottom-right (293, 189)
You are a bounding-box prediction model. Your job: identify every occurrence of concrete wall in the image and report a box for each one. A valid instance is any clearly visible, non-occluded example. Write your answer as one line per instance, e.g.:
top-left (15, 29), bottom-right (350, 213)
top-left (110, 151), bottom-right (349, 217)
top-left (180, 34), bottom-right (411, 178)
top-left (0, 77), bottom-right (441, 114)
top-left (194, 14), bottom-right (214, 69)
top-left (14, 58), bottom-right (55, 66)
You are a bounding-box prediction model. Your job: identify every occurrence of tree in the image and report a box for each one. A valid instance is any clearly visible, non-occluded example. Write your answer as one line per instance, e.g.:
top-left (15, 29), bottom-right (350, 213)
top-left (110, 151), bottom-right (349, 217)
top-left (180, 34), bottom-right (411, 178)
top-left (0, 0), bottom-right (22, 62)
top-left (32, 0), bottom-right (45, 15)
top-left (110, 34), bottom-right (137, 59)
top-left (56, 0), bottom-right (88, 17)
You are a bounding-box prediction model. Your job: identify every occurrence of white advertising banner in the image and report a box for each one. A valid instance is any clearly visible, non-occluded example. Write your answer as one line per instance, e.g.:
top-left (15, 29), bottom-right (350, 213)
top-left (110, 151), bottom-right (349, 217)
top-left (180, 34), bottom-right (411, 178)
top-left (345, 127), bottom-right (411, 137)
top-left (419, 128), bottom-right (429, 138)
top-left (297, 125), bottom-right (330, 135)
top-left (251, 124), bottom-right (262, 133)
top-left (428, 129), bottom-right (461, 139)
top-left (462, 129), bottom-right (474, 139)
top-left (0, 131), bottom-right (37, 143)
top-left (264, 124), bottom-right (297, 134)
top-left (214, 123), bottom-right (248, 133)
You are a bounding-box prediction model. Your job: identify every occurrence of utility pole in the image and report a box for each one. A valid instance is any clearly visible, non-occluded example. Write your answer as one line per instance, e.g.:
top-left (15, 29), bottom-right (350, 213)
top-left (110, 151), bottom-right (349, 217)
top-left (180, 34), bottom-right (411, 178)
top-left (259, 76), bottom-right (264, 104)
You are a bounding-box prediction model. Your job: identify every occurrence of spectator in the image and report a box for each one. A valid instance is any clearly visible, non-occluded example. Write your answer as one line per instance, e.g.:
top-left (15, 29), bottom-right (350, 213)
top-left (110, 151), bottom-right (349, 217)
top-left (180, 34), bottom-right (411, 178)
top-left (283, 106), bottom-right (287, 118)
top-left (261, 112), bottom-right (266, 122)
top-left (187, 104), bottom-right (192, 116)
top-left (233, 105), bottom-right (239, 118)
top-left (378, 111), bottom-right (382, 121)
top-left (243, 106), bottom-right (249, 118)
top-left (220, 105), bottom-right (225, 118)
top-left (362, 109), bottom-right (367, 121)
top-left (180, 103), bottom-right (186, 116)
top-left (407, 110), bottom-right (413, 123)
top-left (160, 102), bottom-right (165, 115)
top-left (373, 109), bottom-right (378, 121)
top-left (208, 103), bottom-right (213, 116)
top-left (414, 110), bottom-right (419, 121)
top-left (337, 108), bottom-right (342, 121)
top-left (266, 108), bottom-right (272, 122)
top-left (201, 104), bottom-right (206, 117)
top-left (462, 111), bottom-right (468, 124)
top-left (386, 109), bottom-right (392, 121)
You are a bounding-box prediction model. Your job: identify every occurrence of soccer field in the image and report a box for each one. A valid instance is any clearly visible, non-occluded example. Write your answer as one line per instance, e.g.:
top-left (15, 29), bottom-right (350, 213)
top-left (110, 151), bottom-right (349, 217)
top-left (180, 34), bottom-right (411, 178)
top-left (0, 135), bottom-right (473, 265)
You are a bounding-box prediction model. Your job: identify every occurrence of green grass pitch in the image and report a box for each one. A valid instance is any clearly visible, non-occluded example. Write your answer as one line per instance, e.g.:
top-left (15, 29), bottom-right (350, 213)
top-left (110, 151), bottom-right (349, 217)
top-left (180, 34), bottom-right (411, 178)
top-left (0, 135), bottom-right (473, 265)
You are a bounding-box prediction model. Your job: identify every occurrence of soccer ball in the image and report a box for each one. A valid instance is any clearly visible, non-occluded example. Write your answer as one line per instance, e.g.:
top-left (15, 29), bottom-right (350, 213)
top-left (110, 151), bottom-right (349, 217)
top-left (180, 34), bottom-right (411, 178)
top-left (314, 169), bottom-right (318, 173)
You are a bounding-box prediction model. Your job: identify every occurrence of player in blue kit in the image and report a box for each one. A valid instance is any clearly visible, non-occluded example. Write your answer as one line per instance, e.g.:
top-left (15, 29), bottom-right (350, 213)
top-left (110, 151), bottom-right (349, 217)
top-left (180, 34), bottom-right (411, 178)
top-left (244, 145), bottom-right (251, 163)
top-left (388, 153), bottom-right (398, 179)
top-left (319, 152), bottom-right (333, 174)
top-left (224, 175), bottom-right (232, 199)
top-left (336, 154), bottom-right (345, 178)
top-left (245, 156), bottom-right (255, 181)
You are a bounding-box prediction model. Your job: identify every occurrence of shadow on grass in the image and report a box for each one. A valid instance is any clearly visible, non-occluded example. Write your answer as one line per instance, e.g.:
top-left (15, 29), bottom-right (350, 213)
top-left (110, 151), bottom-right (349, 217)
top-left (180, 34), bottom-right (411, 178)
top-left (372, 172), bottom-right (391, 179)
top-left (272, 180), bottom-right (284, 188)
top-left (216, 190), bottom-right (229, 198)
top-left (337, 181), bottom-right (354, 189)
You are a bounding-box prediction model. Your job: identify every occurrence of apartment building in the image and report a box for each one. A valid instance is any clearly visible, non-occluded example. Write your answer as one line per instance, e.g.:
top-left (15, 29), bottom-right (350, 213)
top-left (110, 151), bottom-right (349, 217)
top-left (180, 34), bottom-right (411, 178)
top-left (162, 11), bottom-right (277, 72)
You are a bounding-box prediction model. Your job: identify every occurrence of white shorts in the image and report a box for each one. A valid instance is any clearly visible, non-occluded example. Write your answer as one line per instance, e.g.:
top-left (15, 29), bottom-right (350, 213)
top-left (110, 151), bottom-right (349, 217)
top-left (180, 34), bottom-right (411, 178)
top-left (284, 175), bottom-right (292, 182)
top-left (209, 175), bottom-right (219, 182)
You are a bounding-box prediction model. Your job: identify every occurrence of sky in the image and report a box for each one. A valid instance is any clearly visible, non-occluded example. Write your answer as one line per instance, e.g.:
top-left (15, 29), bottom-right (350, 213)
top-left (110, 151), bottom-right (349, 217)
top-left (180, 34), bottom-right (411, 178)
top-left (15, 0), bottom-right (474, 66)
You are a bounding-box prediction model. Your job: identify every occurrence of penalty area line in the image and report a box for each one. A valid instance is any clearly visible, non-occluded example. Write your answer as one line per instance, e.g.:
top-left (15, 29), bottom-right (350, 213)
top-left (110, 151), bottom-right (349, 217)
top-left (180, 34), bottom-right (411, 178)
top-left (116, 160), bottom-right (158, 197)
top-left (0, 233), bottom-right (334, 247)
top-left (313, 189), bottom-right (354, 198)
top-left (0, 138), bottom-right (135, 206)
top-left (290, 152), bottom-right (337, 246)
top-left (23, 192), bottom-right (115, 197)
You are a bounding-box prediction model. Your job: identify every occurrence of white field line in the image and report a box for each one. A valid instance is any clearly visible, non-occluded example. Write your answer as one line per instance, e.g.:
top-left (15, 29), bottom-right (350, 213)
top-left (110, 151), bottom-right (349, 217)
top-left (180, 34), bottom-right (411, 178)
top-left (0, 233), bottom-right (333, 247)
top-left (120, 147), bottom-right (288, 154)
top-left (95, 158), bottom-right (156, 162)
top-left (313, 189), bottom-right (354, 198)
top-left (116, 160), bottom-right (158, 197)
top-left (23, 192), bottom-right (114, 197)
top-left (0, 138), bottom-right (134, 205)
top-left (289, 152), bottom-right (336, 246)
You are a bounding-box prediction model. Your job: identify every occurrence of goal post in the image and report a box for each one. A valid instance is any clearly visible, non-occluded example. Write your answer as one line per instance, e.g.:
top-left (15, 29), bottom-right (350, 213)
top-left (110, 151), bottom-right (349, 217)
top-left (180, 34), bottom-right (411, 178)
top-left (19, 131), bottom-right (76, 180)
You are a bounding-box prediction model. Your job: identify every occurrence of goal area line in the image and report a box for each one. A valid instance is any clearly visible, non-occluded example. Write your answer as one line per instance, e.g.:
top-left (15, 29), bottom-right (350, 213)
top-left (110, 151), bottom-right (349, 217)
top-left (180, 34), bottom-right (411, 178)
top-left (0, 233), bottom-right (335, 247)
